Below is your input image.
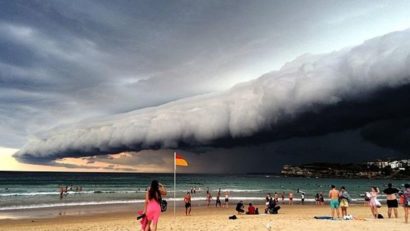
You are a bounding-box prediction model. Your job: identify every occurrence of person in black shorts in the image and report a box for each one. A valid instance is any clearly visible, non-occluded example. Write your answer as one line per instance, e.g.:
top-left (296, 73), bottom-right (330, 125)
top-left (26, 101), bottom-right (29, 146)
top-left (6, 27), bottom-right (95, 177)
top-left (216, 188), bottom-right (222, 207)
top-left (184, 192), bottom-right (192, 216)
top-left (383, 183), bottom-right (399, 218)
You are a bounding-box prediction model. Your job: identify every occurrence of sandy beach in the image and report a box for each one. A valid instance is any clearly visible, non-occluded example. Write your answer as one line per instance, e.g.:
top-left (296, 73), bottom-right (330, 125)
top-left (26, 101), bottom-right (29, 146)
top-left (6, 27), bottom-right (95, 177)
top-left (0, 203), bottom-right (408, 231)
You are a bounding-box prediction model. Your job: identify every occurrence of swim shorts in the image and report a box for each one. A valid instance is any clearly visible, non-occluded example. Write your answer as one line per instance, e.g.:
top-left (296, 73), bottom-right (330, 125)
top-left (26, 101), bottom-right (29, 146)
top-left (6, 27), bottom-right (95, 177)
top-left (386, 199), bottom-right (398, 208)
top-left (330, 199), bottom-right (339, 209)
top-left (185, 202), bottom-right (191, 208)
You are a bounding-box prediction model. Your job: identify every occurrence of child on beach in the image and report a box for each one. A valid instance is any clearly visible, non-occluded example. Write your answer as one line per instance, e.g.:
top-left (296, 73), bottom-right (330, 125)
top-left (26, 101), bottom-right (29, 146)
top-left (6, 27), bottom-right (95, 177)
top-left (319, 192), bottom-right (324, 205)
top-left (315, 193), bottom-right (320, 205)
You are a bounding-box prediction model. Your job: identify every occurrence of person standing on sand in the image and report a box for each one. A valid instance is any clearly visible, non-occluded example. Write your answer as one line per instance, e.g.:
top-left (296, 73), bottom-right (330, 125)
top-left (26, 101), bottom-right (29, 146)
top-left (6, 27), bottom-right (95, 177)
top-left (224, 191), bottom-right (229, 208)
top-left (402, 183), bottom-right (410, 224)
top-left (216, 188), bottom-right (222, 207)
top-left (206, 190), bottom-right (212, 207)
top-left (281, 192), bottom-right (285, 204)
top-left (301, 193), bottom-right (305, 205)
top-left (339, 186), bottom-right (351, 217)
top-left (319, 192), bottom-right (324, 206)
top-left (184, 192), bottom-right (192, 216)
top-left (274, 192), bottom-right (279, 203)
top-left (383, 183), bottom-right (399, 218)
top-left (288, 192), bottom-right (293, 205)
top-left (315, 193), bottom-right (320, 205)
top-left (142, 180), bottom-right (167, 231)
top-left (329, 185), bottom-right (340, 219)
top-left (368, 186), bottom-right (381, 219)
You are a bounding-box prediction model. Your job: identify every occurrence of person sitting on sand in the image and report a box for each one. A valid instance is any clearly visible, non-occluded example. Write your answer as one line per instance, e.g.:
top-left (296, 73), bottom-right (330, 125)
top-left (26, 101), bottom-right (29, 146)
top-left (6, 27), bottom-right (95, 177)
top-left (246, 203), bottom-right (257, 214)
top-left (383, 183), bottom-right (399, 219)
top-left (184, 192), bottom-right (192, 216)
top-left (329, 185), bottom-right (340, 219)
top-left (266, 197), bottom-right (281, 214)
top-left (142, 180), bottom-right (167, 231)
top-left (235, 201), bottom-right (245, 214)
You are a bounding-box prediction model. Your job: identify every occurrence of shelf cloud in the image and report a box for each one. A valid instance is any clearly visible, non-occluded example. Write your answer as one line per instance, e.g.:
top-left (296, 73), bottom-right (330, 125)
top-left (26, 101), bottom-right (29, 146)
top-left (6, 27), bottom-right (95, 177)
top-left (15, 28), bottom-right (410, 164)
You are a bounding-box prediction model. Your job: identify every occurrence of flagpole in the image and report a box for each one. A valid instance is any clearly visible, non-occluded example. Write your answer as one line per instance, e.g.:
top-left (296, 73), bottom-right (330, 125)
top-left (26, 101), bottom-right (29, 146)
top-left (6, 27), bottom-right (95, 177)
top-left (173, 151), bottom-right (176, 217)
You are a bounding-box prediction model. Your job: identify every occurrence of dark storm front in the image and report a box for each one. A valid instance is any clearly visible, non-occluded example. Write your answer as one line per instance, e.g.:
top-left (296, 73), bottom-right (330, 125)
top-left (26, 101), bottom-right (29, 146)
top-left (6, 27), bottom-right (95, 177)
top-left (0, 172), bottom-right (407, 210)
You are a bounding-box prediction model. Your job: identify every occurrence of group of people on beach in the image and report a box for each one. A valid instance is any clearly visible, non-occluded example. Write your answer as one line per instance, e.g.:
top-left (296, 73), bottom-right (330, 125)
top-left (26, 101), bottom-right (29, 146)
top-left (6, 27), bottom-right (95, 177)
top-left (327, 183), bottom-right (410, 223)
top-left (59, 185), bottom-right (82, 199)
top-left (205, 188), bottom-right (229, 208)
top-left (138, 180), bottom-right (410, 231)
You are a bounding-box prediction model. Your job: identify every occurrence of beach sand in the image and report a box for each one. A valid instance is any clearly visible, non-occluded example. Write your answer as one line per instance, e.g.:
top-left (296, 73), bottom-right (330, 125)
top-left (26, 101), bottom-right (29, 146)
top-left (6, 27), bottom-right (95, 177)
top-left (0, 203), bottom-right (408, 231)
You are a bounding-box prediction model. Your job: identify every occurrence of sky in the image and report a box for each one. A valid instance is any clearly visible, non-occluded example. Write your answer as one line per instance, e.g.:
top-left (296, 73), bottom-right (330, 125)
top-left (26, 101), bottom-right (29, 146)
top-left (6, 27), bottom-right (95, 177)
top-left (1, 0), bottom-right (410, 173)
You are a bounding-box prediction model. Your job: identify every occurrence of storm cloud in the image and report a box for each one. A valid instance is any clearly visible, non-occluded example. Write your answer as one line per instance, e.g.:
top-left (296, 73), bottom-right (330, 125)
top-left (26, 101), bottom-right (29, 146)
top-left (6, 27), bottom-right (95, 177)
top-left (15, 28), bottom-right (410, 163)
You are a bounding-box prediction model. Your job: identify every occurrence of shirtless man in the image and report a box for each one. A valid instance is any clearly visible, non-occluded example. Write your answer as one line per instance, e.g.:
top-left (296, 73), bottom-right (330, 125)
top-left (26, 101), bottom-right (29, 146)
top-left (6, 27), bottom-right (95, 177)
top-left (184, 192), bottom-right (192, 216)
top-left (329, 185), bottom-right (340, 219)
top-left (383, 183), bottom-right (399, 218)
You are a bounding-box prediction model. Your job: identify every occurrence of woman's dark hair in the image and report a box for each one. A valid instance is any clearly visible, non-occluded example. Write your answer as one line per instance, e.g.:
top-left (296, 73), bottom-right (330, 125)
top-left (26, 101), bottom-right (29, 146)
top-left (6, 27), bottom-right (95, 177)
top-left (148, 180), bottom-right (160, 202)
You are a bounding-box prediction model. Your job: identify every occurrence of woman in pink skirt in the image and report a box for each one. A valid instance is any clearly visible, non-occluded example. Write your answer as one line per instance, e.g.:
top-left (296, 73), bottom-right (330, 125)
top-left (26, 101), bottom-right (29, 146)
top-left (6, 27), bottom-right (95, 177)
top-left (142, 180), bottom-right (167, 231)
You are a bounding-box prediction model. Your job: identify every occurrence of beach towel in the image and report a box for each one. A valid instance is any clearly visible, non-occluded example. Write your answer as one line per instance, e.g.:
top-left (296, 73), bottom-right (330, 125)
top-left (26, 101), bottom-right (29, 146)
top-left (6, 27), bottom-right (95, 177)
top-left (137, 210), bottom-right (147, 230)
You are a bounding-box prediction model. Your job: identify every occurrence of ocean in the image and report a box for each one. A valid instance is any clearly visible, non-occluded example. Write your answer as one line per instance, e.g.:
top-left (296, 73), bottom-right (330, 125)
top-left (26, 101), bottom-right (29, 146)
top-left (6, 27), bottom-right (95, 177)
top-left (0, 172), bottom-right (408, 211)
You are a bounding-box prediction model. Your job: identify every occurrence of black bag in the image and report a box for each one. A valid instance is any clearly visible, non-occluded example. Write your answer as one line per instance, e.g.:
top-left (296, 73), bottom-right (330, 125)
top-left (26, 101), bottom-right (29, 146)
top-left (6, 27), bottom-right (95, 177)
top-left (160, 199), bottom-right (167, 212)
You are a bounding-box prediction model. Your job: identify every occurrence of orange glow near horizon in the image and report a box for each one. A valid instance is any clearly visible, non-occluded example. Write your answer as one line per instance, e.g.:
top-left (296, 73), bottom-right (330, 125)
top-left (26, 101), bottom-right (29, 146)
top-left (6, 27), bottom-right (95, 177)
top-left (0, 147), bottom-right (170, 172)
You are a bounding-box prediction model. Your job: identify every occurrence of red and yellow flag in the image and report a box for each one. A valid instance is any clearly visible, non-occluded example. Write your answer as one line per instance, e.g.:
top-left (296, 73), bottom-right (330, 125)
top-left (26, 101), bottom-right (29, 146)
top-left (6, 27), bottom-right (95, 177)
top-left (175, 154), bottom-right (188, 167)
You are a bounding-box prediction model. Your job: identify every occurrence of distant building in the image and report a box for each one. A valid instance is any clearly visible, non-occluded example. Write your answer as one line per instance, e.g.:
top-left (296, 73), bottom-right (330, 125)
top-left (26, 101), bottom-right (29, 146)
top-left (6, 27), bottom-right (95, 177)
top-left (367, 160), bottom-right (389, 169)
top-left (367, 159), bottom-right (410, 169)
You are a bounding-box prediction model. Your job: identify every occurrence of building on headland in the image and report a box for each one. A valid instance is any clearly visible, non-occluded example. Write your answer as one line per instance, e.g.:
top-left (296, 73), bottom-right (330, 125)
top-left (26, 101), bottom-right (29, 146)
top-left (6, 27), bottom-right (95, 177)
top-left (281, 159), bottom-right (410, 179)
top-left (366, 159), bottom-right (410, 169)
